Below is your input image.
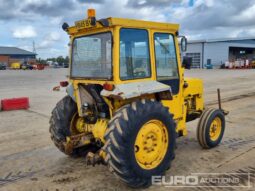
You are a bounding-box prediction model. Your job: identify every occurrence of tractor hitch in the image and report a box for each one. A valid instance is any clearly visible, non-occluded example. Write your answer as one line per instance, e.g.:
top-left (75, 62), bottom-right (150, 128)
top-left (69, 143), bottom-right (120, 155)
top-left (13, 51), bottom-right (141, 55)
top-left (85, 152), bottom-right (106, 166)
top-left (64, 133), bottom-right (93, 155)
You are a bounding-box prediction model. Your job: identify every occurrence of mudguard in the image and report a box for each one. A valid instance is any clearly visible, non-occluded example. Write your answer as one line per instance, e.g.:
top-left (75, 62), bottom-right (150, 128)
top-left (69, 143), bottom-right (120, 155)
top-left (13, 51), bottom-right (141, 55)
top-left (66, 84), bottom-right (76, 102)
top-left (101, 80), bottom-right (172, 100)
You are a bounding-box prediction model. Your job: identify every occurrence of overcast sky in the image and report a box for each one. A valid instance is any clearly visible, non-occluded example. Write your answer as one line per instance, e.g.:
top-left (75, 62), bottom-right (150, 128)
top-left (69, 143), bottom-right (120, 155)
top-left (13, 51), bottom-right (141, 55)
top-left (1, 0), bottom-right (255, 58)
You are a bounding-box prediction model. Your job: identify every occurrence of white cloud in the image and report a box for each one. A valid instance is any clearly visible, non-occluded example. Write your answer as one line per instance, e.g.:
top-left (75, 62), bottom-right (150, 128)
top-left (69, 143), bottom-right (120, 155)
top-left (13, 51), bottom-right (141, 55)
top-left (2, 0), bottom-right (255, 58)
top-left (138, 0), bottom-right (146, 5)
top-left (19, 45), bottom-right (33, 52)
top-left (47, 32), bottom-right (61, 41)
top-left (233, 4), bottom-right (255, 23)
top-left (195, 0), bottom-right (214, 7)
top-left (37, 32), bottom-right (61, 49)
top-left (13, 25), bottom-right (37, 39)
top-left (50, 16), bottom-right (63, 25)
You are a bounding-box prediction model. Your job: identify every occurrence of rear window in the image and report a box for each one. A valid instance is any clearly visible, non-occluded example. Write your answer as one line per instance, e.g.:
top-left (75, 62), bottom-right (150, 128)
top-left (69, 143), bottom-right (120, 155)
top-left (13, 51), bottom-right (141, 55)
top-left (71, 32), bottom-right (112, 79)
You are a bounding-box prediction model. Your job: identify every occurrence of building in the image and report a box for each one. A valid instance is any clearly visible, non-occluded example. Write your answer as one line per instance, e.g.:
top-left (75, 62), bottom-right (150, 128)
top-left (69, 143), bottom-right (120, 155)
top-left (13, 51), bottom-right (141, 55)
top-left (184, 37), bottom-right (255, 68)
top-left (0, 46), bottom-right (37, 67)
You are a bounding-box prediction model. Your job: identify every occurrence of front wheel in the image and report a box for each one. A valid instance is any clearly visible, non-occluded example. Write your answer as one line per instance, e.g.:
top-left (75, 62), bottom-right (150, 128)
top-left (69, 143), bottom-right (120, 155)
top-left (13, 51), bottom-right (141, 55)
top-left (197, 108), bottom-right (225, 149)
top-left (104, 99), bottom-right (176, 188)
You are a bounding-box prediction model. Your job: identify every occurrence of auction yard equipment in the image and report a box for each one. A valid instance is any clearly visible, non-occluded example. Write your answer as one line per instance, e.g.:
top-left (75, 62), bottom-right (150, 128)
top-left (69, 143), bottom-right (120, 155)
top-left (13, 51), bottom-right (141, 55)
top-left (21, 63), bottom-right (33, 70)
top-left (0, 63), bottom-right (6, 70)
top-left (49, 9), bottom-right (228, 188)
top-left (11, 62), bottom-right (21, 69)
top-left (252, 59), bottom-right (255, 68)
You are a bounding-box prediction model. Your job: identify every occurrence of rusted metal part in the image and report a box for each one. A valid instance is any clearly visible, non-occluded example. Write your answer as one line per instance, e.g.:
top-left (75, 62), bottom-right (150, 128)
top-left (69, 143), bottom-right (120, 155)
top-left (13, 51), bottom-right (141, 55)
top-left (85, 151), bottom-right (105, 166)
top-left (101, 80), bottom-right (172, 100)
top-left (52, 86), bottom-right (60, 91)
top-left (157, 90), bottom-right (173, 100)
top-left (64, 133), bottom-right (93, 154)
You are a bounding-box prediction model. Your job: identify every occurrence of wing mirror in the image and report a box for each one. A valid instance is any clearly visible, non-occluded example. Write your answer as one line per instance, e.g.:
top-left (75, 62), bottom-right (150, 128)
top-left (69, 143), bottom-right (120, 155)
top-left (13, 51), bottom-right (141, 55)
top-left (180, 36), bottom-right (187, 52)
top-left (182, 56), bottom-right (192, 69)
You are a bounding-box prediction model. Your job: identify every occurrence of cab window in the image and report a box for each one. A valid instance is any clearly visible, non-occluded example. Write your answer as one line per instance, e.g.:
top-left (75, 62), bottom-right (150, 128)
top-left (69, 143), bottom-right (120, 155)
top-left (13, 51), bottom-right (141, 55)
top-left (154, 33), bottom-right (179, 94)
top-left (120, 28), bottom-right (151, 80)
top-left (154, 33), bottom-right (178, 80)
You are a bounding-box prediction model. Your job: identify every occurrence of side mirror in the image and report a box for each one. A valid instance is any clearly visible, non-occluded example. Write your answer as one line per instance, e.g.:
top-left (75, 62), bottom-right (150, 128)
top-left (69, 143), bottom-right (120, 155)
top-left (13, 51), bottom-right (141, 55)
top-left (182, 56), bottom-right (192, 69)
top-left (181, 36), bottom-right (187, 52)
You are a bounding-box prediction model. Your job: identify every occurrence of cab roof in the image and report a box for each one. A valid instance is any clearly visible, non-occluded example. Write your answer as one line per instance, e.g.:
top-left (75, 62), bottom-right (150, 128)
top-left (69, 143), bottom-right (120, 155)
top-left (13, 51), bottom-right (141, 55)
top-left (67, 17), bottom-right (179, 35)
top-left (109, 18), bottom-right (179, 30)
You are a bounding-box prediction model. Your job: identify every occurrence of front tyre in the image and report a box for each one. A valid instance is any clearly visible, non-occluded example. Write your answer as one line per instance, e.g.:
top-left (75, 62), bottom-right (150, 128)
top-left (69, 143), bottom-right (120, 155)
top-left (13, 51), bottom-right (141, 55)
top-left (197, 108), bottom-right (225, 149)
top-left (104, 99), bottom-right (176, 188)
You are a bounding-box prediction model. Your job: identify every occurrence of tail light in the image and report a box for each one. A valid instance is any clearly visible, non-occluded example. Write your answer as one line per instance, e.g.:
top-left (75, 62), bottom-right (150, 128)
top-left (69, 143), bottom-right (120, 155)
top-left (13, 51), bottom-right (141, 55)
top-left (60, 81), bottom-right (69, 87)
top-left (103, 83), bottom-right (115, 91)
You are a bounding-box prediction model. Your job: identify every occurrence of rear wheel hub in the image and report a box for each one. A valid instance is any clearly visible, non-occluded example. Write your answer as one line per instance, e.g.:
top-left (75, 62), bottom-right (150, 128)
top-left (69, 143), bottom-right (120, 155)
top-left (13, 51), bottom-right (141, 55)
top-left (134, 120), bottom-right (168, 170)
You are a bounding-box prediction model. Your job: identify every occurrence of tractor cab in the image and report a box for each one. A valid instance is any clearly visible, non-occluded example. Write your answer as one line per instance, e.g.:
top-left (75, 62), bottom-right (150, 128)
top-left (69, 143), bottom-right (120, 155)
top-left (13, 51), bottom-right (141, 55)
top-left (63, 9), bottom-right (191, 121)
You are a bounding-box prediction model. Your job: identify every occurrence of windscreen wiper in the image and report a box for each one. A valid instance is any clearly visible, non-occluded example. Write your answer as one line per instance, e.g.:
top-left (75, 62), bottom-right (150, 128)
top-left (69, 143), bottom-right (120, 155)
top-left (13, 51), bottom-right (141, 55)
top-left (155, 38), bottom-right (169, 54)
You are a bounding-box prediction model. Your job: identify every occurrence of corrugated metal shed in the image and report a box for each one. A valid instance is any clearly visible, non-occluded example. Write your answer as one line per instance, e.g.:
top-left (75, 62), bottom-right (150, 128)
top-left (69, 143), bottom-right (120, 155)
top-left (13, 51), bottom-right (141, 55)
top-left (185, 37), bottom-right (255, 68)
top-left (189, 37), bottom-right (255, 43)
top-left (0, 47), bottom-right (36, 56)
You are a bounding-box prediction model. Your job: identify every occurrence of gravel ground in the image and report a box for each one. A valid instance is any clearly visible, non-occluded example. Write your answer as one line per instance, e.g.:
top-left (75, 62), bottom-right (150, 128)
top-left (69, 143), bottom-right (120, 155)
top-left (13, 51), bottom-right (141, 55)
top-left (0, 68), bottom-right (254, 191)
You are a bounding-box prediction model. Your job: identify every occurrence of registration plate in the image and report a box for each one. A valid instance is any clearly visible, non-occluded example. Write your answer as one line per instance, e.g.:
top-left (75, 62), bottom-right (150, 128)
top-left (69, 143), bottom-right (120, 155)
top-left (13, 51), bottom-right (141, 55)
top-left (75, 18), bottom-right (95, 30)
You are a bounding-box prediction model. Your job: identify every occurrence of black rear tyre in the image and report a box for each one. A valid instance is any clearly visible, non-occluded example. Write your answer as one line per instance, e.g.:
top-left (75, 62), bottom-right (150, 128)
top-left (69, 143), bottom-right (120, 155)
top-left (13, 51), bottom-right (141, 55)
top-left (49, 96), bottom-right (98, 157)
top-left (104, 99), bottom-right (176, 188)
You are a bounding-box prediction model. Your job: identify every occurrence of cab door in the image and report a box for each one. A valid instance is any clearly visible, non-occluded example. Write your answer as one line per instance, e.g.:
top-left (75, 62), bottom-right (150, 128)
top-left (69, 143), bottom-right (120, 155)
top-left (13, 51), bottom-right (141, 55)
top-left (152, 32), bottom-right (184, 120)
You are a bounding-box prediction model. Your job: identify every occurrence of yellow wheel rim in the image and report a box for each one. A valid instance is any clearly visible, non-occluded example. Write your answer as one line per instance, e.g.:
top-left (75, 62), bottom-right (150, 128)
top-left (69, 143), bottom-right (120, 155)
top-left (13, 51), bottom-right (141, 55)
top-left (209, 117), bottom-right (222, 141)
top-left (134, 120), bottom-right (168, 170)
top-left (70, 113), bottom-right (85, 134)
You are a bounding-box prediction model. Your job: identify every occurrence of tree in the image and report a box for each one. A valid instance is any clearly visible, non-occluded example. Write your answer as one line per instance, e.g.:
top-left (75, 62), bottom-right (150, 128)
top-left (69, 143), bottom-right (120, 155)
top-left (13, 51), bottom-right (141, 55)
top-left (47, 58), bottom-right (56, 62)
top-left (36, 56), bottom-right (69, 66)
top-left (64, 56), bottom-right (69, 65)
top-left (56, 56), bottom-right (65, 66)
top-left (36, 58), bottom-right (46, 65)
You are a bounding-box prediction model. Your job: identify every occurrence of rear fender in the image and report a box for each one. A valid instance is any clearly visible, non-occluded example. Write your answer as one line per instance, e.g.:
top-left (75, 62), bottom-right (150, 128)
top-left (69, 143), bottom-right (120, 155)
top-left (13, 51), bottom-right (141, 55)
top-left (101, 80), bottom-right (172, 100)
top-left (66, 84), bottom-right (76, 102)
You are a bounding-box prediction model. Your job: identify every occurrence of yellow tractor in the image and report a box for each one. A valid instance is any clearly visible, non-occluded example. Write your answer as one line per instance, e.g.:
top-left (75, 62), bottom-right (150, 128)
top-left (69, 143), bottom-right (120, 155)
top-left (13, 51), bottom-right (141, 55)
top-left (50, 9), bottom-right (227, 188)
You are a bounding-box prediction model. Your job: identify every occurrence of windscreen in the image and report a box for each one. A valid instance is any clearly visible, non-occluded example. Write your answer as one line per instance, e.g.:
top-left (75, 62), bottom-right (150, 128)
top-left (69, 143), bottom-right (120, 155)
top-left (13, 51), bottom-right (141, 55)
top-left (71, 32), bottom-right (112, 79)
